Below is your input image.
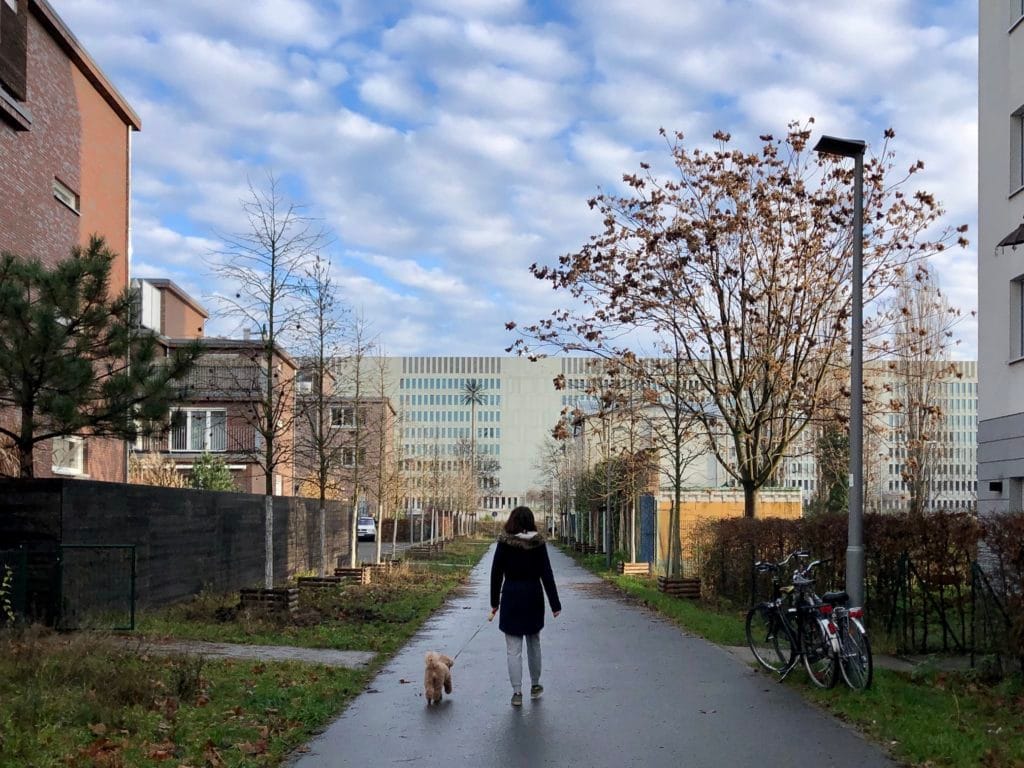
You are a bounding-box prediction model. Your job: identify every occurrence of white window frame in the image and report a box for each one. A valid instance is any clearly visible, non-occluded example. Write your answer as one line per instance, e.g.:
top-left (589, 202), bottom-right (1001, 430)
top-left (52, 177), bottom-right (80, 214)
top-left (51, 436), bottom-right (85, 475)
top-left (342, 447), bottom-right (365, 468)
top-left (169, 408), bottom-right (227, 452)
top-left (331, 405), bottom-right (356, 428)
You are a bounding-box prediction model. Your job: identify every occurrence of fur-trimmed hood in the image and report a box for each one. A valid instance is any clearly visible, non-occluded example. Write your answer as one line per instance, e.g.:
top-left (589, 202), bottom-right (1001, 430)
top-left (497, 531), bottom-right (547, 550)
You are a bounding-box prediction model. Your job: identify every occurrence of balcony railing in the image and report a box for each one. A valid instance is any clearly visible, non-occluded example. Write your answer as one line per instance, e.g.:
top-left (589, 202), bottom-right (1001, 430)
top-left (133, 423), bottom-right (258, 454)
top-left (170, 363), bottom-right (265, 401)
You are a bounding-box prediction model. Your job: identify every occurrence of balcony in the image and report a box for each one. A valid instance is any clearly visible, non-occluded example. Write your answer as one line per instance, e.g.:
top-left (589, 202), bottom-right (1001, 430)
top-left (134, 423), bottom-right (258, 455)
top-left (170, 360), bottom-right (265, 401)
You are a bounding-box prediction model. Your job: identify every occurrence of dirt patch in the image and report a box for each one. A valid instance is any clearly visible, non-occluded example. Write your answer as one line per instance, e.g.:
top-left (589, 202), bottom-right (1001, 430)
top-left (567, 581), bottom-right (627, 599)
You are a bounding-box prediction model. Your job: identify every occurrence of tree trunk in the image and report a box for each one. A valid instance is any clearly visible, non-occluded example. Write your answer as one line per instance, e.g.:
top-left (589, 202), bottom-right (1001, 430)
top-left (264, 494), bottom-right (274, 588)
top-left (375, 499), bottom-right (383, 564)
top-left (392, 501), bottom-right (399, 554)
top-left (349, 490), bottom-right (359, 568)
top-left (318, 500), bottom-right (327, 577)
top-left (630, 493), bottom-right (637, 563)
top-left (742, 481), bottom-right (758, 518)
top-left (18, 402), bottom-right (34, 479)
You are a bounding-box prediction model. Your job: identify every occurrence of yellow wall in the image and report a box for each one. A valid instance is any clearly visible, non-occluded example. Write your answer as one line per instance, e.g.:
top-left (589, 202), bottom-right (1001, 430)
top-left (656, 490), bottom-right (802, 568)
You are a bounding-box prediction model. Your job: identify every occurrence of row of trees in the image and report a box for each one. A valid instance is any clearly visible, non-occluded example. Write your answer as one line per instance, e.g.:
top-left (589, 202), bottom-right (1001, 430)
top-left (191, 177), bottom-right (501, 577)
top-left (513, 120), bottom-right (969, 577)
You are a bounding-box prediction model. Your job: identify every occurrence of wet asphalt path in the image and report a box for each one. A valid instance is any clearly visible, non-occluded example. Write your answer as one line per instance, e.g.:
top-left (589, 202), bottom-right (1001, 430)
top-left (289, 545), bottom-right (893, 768)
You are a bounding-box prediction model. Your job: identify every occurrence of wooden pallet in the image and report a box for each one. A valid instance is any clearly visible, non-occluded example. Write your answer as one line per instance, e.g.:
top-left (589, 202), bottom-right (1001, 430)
top-left (657, 576), bottom-right (701, 599)
top-left (333, 567), bottom-right (372, 585)
top-left (360, 563), bottom-right (391, 579)
top-left (617, 562), bottom-right (651, 576)
top-left (407, 543), bottom-right (445, 559)
top-left (297, 576), bottom-right (346, 591)
top-left (240, 587), bottom-right (299, 614)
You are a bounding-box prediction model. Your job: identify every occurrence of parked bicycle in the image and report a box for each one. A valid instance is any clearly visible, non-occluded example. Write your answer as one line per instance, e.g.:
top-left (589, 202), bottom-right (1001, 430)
top-left (831, 601), bottom-right (873, 690)
top-left (745, 550), bottom-right (839, 689)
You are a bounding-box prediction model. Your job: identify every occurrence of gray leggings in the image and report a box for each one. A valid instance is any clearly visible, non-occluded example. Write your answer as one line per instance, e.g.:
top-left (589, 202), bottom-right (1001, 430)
top-left (505, 632), bottom-right (541, 693)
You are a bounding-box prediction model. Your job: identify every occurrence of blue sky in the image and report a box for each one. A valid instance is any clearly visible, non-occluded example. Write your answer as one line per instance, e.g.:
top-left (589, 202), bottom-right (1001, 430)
top-left (55, 0), bottom-right (978, 357)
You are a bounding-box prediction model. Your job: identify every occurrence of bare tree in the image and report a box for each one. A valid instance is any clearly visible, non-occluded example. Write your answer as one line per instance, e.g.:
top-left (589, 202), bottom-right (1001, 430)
top-left (385, 413), bottom-right (410, 554)
top-left (209, 174), bottom-right (325, 587)
top-left (368, 350), bottom-right (397, 564)
top-left (332, 312), bottom-right (376, 567)
top-left (511, 121), bottom-right (967, 520)
top-left (884, 269), bottom-right (963, 515)
top-left (294, 254), bottom-right (349, 576)
top-left (634, 356), bottom-right (707, 575)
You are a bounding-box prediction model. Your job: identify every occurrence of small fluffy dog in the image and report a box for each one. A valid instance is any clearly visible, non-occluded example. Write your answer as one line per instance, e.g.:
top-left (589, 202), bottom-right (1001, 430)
top-left (423, 652), bottom-right (454, 705)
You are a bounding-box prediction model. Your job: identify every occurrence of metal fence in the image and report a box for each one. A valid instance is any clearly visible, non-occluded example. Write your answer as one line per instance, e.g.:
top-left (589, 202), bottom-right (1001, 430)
top-left (971, 562), bottom-right (1019, 675)
top-left (0, 548), bottom-right (28, 625)
top-left (57, 545), bottom-right (136, 630)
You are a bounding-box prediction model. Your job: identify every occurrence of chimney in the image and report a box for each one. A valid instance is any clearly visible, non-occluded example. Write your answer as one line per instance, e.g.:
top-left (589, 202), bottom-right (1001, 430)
top-left (243, 328), bottom-right (251, 341)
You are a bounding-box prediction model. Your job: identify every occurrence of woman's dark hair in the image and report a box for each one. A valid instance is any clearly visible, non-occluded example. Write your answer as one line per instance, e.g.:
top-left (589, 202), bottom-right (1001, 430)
top-left (504, 506), bottom-right (537, 535)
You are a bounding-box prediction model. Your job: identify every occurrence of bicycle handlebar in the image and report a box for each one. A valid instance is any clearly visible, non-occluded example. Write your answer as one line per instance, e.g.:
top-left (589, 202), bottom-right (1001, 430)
top-left (755, 549), bottom-right (811, 571)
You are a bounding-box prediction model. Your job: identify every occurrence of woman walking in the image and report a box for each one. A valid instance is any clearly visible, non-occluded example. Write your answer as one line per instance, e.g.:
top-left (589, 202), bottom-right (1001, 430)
top-left (489, 505), bottom-right (561, 707)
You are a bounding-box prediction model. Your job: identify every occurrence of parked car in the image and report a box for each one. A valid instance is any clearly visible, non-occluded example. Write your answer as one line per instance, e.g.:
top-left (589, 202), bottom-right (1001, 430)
top-left (357, 516), bottom-right (377, 542)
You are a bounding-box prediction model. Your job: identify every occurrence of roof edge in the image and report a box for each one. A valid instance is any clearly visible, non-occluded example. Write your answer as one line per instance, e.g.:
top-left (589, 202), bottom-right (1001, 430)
top-left (30, 0), bottom-right (142, 131)
top-left (134, 278), bottom-right (209, 319)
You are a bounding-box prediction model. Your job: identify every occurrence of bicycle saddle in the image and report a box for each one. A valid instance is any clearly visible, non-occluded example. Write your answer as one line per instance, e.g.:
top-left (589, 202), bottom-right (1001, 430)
top-left (820, 591), bottom-right (849, 605)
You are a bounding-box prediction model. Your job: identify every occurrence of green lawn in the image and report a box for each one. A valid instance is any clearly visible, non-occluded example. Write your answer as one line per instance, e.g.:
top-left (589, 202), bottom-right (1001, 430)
top-left (0, 628), bottom-right (366, 767)
top-left (0, 537), bottom-right (492, 767)
top-left (138, 540), bottom-right (492, 654)
top-left (559, 542), bottom-right (1024, 768)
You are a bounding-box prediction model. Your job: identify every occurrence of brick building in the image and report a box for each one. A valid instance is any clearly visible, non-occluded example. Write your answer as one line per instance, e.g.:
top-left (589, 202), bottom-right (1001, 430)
top-left (132, 279), bottom-right (300, 496)
top-left (293, 364), bottom-right (397, 515)
top-left (0, 0), bottom-right (141, 481)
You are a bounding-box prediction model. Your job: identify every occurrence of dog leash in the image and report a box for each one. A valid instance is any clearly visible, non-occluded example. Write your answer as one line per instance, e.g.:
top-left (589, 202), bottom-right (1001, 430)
top-left (452, 613), bottom-right (493, 661)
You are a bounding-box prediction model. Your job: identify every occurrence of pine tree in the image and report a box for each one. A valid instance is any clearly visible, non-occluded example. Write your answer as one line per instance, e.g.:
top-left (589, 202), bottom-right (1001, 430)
top-left (0, 236), bottom-right (199, 477)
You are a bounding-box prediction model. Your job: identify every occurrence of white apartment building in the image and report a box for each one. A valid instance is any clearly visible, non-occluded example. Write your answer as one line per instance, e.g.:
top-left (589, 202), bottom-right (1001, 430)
top-left (370, 356), bottom-right (592, 514)
top-left (978, 3), bottom-right (1024, 515)
top-left (779, 362), bottom-right (978, 513)
top-left (347, 354), bottom-right (977, 517)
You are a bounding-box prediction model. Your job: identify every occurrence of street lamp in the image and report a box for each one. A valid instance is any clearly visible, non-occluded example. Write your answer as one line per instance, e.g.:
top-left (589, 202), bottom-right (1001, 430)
top-left (813, 134), bottom-right (867, 609)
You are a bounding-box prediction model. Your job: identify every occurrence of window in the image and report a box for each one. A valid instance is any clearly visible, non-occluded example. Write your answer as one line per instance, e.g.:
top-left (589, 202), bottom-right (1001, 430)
top-left (170, 409), bottom-right (227, 452)
top-left (52, 436), bottom-right (85, 475)
top-left (342, 447), bottom-right (366, 467)
top-left (331, 405), bottom-right (356, 428)
top-left (1012, 276), bottom-right (1024, 358)
top-left (0, 0), bottom-right (28, 103)
top-left (53, 178), bottom-right (80, 214)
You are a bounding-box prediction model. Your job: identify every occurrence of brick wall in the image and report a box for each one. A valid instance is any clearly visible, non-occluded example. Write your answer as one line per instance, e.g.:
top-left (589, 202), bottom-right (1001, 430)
top-left (0, 479), bottom-right (353, 617)
top-left (0, 6), bottom-right (131, 483)
top-left (0, 7), bottom-right (80, 266)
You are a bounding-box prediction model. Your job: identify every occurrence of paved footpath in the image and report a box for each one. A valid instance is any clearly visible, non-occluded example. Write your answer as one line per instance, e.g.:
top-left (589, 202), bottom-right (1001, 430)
top-left (289, 545), bottom-right (894, 768)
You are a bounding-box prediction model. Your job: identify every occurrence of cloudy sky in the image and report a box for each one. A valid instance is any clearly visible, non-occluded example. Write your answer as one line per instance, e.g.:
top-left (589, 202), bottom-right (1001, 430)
top-left (55, 0), bottom-right (978, 358)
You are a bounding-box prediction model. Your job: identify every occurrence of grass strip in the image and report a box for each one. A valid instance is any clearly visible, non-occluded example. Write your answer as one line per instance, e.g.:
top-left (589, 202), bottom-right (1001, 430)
top-left (137, 539), bottom-right (492, 654)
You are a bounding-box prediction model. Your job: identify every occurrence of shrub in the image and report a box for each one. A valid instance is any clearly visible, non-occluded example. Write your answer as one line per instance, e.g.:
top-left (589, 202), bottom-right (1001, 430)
top-left (190, 453), bottom-right (236, 491)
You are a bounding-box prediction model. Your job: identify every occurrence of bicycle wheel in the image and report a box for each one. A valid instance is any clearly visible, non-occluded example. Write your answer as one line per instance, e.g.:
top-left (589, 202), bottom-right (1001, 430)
top-left (746, 604), bottom-right (794, 674)
top-left (801, 617), bottom-right (838, 689)
top-left (838, 617), bottom-right (873, 691)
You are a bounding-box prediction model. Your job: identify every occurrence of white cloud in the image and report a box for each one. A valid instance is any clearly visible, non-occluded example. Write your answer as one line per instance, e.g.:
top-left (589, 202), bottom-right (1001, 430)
top-left (49, 0), bottom-right (978, 359)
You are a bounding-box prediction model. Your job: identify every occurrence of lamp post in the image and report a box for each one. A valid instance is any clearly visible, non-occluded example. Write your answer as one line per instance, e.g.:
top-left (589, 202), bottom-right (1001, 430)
top-left (813, 134), bottom-right (867, 609)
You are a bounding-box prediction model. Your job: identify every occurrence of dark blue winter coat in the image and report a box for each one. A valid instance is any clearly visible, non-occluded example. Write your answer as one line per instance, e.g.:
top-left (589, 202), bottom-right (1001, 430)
top-left (490, 532), bottom-right (561, 636)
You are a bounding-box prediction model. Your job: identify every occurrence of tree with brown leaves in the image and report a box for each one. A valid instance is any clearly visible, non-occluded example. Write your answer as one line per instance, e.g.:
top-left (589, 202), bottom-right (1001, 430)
top-left (510, 120), bottom-right (966, 520)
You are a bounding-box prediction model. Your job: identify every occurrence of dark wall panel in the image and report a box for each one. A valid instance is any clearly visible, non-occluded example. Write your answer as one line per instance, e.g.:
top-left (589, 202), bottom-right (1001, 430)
top-left (0, 479), bottom-right (352, 613)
